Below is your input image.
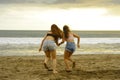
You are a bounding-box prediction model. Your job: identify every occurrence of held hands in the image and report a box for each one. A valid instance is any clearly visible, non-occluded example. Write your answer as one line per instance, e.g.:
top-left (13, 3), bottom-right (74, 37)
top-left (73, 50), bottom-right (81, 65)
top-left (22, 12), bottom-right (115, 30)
top-left (58, 41), bottom-right (64, 46)
top-left (58, 43), bottom-right (61, 46)
top-left (57, 43), bottom-right (61, 46)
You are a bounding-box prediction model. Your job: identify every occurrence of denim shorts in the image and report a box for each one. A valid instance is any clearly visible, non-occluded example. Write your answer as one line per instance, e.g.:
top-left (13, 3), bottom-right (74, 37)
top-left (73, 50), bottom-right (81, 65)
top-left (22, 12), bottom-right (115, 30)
top-left (42, 40), bottom-right (56, 51)
top-left (65, 42), bottom-right (76, 53)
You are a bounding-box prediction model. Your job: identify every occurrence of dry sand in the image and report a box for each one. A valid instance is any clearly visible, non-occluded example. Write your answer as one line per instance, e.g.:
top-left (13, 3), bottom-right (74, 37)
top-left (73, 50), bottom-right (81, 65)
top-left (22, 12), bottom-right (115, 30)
top-left (0, 54), bottom-right (120, 80)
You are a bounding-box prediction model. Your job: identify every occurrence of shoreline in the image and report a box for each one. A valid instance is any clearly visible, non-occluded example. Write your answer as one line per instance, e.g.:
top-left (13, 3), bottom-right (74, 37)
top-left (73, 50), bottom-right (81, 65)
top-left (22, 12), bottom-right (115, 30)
top-left (0, 43), bottom-right (120, 56)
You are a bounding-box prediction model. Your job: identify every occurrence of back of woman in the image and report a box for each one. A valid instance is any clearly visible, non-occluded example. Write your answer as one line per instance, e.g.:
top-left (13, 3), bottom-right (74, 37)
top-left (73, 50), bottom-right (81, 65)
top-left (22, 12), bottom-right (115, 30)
top-left (66, 32), bottom-right (74, 42)
top-left (39, 24), bottom-right (64, 73)
top-left (63, 25), bottom-right (80, 72)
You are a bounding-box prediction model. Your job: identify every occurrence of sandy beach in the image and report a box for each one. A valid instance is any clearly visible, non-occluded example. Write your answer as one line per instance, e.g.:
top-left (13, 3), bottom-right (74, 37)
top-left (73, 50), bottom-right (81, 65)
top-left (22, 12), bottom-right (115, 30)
top-left (0, 1), bottom-right (120, 79)
top-left (0, 41), bottom-right (120, 80)
top-left (0, 54), bottom-right (120, 80)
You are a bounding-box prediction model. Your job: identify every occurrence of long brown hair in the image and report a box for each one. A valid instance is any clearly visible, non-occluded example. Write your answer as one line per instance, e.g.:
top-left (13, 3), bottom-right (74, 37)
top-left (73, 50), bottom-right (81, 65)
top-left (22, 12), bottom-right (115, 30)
top-left (51, 24), bottom-right (63, 43)
top-left (63, 25), bottom-right (71, 39)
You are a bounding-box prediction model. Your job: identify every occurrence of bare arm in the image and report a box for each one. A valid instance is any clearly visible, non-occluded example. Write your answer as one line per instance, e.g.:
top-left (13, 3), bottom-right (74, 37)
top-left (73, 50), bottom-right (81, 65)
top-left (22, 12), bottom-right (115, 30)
top-left (73, 33), bottom-right (80, 48)
top-left (58, 38), bottom-right (65, 46)
top-left (39, 35), bottom-right (47, 52)
top-left (58, 34), bottom-right (65, 46)
top-left (55, 38), bottom-right (59, 46)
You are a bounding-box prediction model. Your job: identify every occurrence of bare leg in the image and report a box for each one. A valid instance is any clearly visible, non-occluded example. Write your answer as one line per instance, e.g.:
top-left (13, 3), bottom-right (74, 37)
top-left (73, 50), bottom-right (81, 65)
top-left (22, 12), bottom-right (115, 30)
top-left (64, 50), bottom-right (75, 71)
top-left (44, 51), bottom-right (51, 69)
top-left (51, 50), bottom-right (58, 73)
top-left (67, 52), bottom-right (75, 68)
top-left (64, 50), bottom-right (71, 71)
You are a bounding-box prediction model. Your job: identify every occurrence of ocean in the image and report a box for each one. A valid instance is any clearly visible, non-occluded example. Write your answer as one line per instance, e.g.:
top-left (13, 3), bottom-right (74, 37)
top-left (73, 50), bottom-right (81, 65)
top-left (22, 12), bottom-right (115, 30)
top-left (0, 37), bottom-right (120, 44)
top-left (0, 30), bottom-right (120, 38)
top-left (0, 30), bottom-right (120, 56)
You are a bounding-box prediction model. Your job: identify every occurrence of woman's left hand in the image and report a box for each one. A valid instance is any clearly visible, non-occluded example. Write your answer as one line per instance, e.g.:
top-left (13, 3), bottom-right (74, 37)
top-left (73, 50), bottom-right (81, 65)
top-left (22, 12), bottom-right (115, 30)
top-left (77, 44), bottom-right (80, 48)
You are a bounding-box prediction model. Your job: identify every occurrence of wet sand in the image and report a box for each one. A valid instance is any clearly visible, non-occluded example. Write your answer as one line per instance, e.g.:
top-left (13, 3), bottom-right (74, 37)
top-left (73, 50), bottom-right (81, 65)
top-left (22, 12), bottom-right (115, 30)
top-left (0, 54), bottom-right (120, 80)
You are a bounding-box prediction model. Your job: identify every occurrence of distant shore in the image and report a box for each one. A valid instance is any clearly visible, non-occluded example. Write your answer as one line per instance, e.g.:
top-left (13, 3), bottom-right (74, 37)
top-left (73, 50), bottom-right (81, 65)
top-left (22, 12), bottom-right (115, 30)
top-left (0, 54), bottom-right (120, 80)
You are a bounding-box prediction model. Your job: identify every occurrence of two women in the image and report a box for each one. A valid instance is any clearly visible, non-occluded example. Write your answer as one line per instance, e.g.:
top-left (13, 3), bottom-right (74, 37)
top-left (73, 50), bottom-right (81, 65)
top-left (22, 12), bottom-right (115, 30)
top-left (39, 24), bottom-right (80, 73)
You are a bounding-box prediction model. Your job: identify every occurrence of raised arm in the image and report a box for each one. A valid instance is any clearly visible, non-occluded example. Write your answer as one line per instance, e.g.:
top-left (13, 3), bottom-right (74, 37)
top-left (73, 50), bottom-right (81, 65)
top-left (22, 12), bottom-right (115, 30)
top-left (73, 33), bottom-right (80, 48)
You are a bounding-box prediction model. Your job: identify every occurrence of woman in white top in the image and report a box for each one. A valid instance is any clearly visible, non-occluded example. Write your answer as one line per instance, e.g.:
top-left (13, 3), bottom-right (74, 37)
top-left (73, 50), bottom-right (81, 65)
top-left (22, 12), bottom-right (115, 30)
top-left (63, 25), bottom-right (80, 72)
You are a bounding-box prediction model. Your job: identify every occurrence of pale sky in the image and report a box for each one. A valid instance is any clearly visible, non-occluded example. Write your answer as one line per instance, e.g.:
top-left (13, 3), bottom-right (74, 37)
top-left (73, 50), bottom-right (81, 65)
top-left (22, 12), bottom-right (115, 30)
top-left (0, 0), bottom-right (120, 30)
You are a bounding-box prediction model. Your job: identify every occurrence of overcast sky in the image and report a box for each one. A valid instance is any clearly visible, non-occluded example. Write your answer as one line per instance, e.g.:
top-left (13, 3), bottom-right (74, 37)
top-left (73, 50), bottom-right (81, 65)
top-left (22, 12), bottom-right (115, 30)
top-left (0, 0), bottom-right (120, 4)
top-left (0, 0), bottom-right (120, 30)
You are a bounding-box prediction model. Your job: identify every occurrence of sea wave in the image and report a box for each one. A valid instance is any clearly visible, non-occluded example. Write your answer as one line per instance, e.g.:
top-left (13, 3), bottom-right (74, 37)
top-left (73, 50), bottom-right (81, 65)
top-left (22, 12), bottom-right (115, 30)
top-left (0, 37), bottom-right (120, 44)
top-left (0, 37), bottom-right (120, 56)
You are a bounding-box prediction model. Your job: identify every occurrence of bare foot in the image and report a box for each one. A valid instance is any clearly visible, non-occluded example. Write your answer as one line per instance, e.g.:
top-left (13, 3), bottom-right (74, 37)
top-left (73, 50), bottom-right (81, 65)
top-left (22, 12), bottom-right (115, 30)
top-left (65, 69), bottom-right (72, 72)
top-left (53, 70), bottom-right (58, 73)
top-left (48, 69), bottom-right (53, 71)
top-left (44, 63), bottom-right (49, 69)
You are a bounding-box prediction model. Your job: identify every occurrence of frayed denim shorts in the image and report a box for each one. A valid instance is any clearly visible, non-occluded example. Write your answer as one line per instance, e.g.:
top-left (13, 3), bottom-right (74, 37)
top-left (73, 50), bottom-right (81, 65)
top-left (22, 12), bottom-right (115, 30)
top-left (42, 40), bottom-right (56, 51)
top-left (65, 42), bottom-right (76, 53)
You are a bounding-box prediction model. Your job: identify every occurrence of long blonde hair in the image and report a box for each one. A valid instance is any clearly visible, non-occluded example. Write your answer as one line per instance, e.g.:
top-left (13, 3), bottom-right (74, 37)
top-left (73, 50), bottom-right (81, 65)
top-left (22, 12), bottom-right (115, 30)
top-left (51, 24), bottom-right (63, 43)
top-left (63, 25), bottom-right (71, 39)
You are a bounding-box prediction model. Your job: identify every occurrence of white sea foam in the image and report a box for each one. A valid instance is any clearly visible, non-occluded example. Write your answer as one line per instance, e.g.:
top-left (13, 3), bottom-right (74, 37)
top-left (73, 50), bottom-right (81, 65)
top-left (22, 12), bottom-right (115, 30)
top-left (0, 37), bottom-right (120, 44)
top-left (0, 37), bottom-right (120, 56)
